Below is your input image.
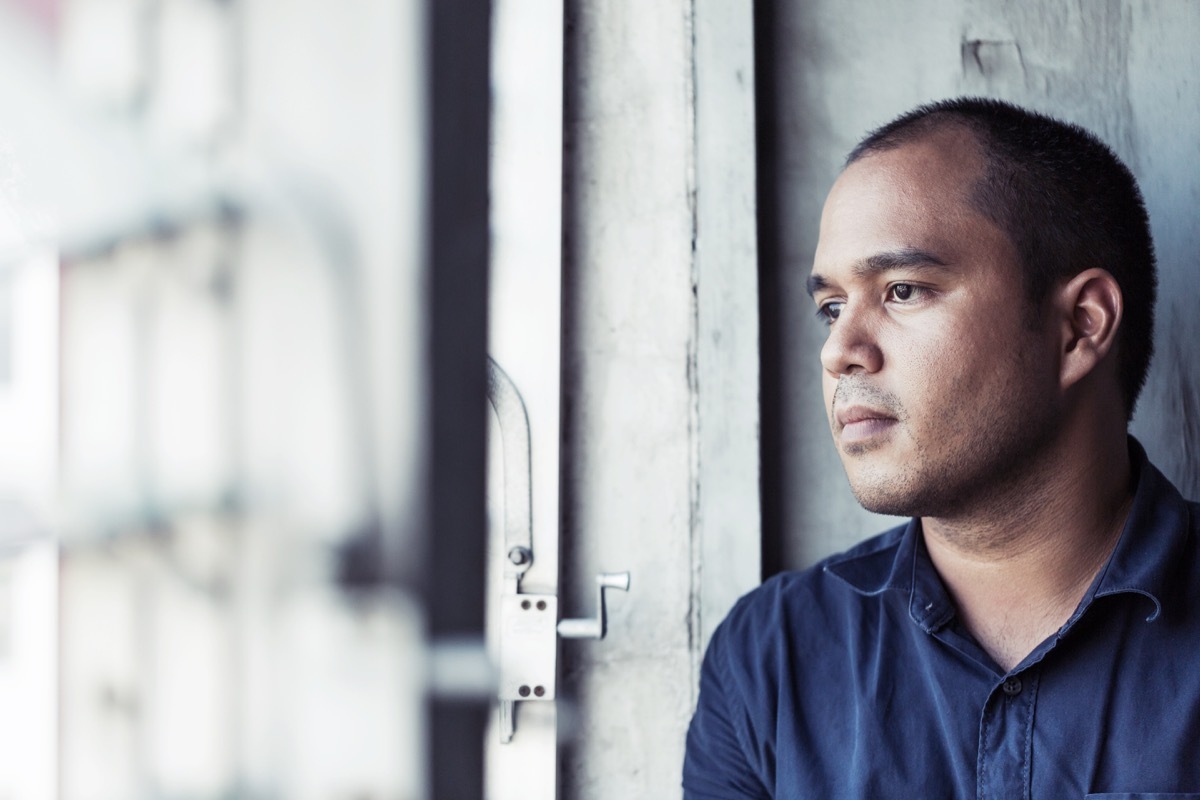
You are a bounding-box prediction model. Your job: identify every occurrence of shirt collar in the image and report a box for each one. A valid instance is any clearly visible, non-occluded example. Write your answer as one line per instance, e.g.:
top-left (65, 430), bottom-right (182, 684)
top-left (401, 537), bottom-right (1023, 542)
top-left (824, 437), bottom-right (1192, 628)
top-left (824, 518), bottom-right (958, 632)
top-left (1080, 437), bottom-right (1191, 623)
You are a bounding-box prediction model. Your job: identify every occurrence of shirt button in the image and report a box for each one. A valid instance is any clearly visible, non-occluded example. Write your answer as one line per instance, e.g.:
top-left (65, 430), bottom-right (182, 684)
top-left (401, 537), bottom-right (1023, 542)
top-left (1002, 677), bottom-right (1023, 696)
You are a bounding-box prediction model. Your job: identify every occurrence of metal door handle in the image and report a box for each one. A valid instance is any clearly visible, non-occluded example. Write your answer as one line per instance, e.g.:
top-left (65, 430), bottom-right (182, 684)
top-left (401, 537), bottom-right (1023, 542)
top-left (558, 572), bottom-right (631, 640)
top-left (488, 357), bottom-right (631, 743)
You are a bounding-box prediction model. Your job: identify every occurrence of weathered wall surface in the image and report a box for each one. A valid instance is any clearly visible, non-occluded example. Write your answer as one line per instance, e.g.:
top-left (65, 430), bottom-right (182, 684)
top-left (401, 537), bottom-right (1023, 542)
top-left (763, 1), bottom-right (1200, 569)
top-left (560, 1), bottom-right (760, 797)
top-left (561, 6), bottom-right (696, 797)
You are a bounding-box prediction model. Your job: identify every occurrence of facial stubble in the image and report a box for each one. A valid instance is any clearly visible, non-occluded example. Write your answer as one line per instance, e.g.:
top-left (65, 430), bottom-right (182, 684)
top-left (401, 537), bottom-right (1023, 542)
top-left (834, 351), bottom-right (1061, 524)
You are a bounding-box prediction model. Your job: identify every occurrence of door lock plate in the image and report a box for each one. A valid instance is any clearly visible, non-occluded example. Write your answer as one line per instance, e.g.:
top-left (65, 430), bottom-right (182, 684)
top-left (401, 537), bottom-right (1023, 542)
top-left (498, 594), bottom-right (557, 701)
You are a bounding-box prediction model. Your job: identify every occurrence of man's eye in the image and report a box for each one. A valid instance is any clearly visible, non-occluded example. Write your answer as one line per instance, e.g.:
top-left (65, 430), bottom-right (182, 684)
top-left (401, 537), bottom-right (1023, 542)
top-left (888, 283), bottom-right (921, 302)
top-left (816, 301), bottom-right (844, 325)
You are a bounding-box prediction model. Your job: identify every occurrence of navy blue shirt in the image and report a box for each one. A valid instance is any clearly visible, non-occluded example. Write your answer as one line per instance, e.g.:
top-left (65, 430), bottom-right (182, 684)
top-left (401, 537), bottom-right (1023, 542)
top-left (684, 443), bottom-right (1200, 799)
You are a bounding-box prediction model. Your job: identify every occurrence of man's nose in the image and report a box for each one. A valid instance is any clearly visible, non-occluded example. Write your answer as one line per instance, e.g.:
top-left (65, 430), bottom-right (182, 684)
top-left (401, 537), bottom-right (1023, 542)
top-left (820, 306), bottom-right (883, 376)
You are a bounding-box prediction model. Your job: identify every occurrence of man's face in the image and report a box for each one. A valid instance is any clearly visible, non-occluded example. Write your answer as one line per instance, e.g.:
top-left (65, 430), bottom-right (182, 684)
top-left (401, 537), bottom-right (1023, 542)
top-left (809, 130), bottom-right (1062, 519)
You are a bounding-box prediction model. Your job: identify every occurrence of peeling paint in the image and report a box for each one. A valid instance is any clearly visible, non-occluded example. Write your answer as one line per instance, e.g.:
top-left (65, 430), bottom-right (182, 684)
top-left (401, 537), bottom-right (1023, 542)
top-left (961, 38), bottom-right (1026, 83)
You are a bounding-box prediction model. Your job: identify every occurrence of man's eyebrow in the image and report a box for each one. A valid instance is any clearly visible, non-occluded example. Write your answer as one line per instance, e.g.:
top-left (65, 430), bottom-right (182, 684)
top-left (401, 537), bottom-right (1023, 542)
top-left (806, 248), bottom-right (950, 298)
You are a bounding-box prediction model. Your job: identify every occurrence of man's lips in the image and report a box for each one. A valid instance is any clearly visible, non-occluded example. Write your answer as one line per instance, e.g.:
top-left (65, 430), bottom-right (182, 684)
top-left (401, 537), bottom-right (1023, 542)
top-left (835, 405), bottom-right (898, 445)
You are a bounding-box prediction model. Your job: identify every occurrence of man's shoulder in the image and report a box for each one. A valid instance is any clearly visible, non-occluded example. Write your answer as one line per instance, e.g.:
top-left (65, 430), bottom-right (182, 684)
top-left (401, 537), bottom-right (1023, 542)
top-left (713, 522), bottom-right (911, 650)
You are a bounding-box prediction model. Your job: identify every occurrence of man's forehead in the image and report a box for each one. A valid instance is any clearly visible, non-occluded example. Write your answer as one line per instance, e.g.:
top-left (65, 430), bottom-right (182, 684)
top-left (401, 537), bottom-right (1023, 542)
top-left (847, 122), bottom-right (987, 178)
top-left (811, 134), bottom-right (996, 281)
top-left (829, 132), bottom-right (985, 215)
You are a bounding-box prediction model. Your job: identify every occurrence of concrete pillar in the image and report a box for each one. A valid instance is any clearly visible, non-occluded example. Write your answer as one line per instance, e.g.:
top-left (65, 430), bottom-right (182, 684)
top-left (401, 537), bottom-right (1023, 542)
top-left (560, 1), bottom-right (760, 796)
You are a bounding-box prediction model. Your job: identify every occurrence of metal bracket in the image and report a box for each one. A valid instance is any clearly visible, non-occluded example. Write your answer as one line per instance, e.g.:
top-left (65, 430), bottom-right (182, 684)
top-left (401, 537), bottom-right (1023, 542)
top-left (487, 358), bottom-right (630, 744)
top-left (498, 594), bottom-right (558, 702)
top-left (486, 358), bottom-right (534, 595)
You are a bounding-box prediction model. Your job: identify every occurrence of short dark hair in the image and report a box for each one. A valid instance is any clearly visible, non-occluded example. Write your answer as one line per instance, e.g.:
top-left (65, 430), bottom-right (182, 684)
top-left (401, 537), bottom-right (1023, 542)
top-left (847, 97), bottom-right (1157, 420)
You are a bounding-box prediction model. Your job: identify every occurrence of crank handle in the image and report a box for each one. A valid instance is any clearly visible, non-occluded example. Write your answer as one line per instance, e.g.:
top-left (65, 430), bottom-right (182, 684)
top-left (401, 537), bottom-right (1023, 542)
top-left (557, 572), bottom-right (630, 640)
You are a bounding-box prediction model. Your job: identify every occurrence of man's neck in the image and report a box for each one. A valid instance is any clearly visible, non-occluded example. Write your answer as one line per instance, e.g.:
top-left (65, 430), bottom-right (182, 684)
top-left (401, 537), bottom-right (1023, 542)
top-left (921, 432), bottom-right (1134, 673)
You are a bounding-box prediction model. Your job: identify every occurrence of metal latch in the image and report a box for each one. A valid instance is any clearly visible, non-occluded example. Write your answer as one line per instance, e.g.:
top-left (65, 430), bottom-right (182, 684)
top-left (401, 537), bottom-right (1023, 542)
top-left (487, 358), bottom-right (630, 743)
top-left (557, 572), bottom-right (632, 640)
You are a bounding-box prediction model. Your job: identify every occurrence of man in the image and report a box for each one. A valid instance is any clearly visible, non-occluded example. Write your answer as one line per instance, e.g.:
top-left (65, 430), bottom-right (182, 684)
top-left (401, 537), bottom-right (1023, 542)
top-left (683, 98), bottom-right (1200, 798)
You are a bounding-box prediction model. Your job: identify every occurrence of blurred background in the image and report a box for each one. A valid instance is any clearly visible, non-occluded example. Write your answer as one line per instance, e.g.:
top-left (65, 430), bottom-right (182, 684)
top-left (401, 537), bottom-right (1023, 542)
top-left (0, 0), bottom-right (1195, 798)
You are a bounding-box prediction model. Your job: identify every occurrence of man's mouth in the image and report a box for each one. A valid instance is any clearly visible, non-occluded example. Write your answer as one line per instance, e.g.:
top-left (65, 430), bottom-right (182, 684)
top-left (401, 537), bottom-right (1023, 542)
top-left (835, 405), bottom-right (899, 445)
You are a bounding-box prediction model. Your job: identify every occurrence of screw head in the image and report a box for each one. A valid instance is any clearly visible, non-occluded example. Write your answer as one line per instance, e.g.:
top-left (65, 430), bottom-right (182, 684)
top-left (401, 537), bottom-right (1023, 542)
top-left (508, 546), bottom-right (532, 566)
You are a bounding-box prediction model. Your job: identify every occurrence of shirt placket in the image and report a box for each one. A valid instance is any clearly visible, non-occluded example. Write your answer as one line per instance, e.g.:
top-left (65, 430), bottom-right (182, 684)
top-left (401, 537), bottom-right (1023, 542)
top-left (976, 669), bottom-right (1039, 800)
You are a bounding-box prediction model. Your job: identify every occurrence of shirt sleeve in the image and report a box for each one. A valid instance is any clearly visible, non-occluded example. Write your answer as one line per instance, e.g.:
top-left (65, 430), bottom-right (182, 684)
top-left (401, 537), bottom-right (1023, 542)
top-left (682, 618), bottom-right (773, 799)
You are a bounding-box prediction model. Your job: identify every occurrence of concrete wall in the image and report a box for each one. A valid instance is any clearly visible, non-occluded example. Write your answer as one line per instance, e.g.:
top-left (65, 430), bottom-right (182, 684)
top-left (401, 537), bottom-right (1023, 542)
top-left (560, 1), bottom-right (760, 796)
top-left (760, 0), bottom-right (1200, 570)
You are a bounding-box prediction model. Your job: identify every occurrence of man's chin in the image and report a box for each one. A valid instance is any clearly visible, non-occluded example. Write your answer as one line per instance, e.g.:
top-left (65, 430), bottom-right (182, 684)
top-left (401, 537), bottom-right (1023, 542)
top-left (842, 464), bottom-right (921, 517)
top-left (849, 489), bottom-right (918, 517)
top-left (837, 429), bottom-right (901, 459)
top-left (841, 440), bottom-right (884, 458)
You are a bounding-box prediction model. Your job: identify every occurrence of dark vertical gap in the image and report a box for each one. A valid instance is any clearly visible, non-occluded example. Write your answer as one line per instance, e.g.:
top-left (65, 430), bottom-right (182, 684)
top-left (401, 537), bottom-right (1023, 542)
top-left (754, 0), bottom-right (785, 581)
top-left (426, 0), bottom-right (491, 797)
top-left (557, 3), bottom-right (581, 797)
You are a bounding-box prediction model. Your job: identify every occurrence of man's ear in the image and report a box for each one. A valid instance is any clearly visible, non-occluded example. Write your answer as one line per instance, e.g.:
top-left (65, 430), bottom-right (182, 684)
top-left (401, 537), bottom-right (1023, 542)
top-left (1055, 268), bottom-right (1123, 391)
